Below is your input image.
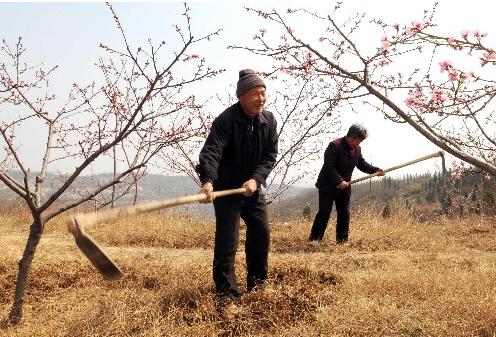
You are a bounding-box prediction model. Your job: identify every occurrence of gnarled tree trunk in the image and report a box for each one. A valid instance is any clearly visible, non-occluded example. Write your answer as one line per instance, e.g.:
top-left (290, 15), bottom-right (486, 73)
top-left (8, 216), bottom-right (43, 325)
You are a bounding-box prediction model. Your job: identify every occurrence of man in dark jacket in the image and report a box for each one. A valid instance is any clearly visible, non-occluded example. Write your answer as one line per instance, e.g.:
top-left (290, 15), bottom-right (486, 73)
top-left (309, 124), bottom-right (384, 245)
top-left (196, 69), bottom-right (278, 304)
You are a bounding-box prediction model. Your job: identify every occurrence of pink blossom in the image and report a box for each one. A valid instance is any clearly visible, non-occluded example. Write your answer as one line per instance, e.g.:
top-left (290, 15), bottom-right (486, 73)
top-left (378, 60), bottom-right (390, 67)
top-left (451, 171), bottom-right (462, 181)
top-left (450, 161), bottom-right (465, 181)
top-left (448, 69), bottom-right (458, 82)
top-left (448, 36), bottom-right (456, 45)
top-left (439, 60), bottom-right (452, 73)
top-left (460, 71), bottom-right (474, 81)
top-left (472, 29), bottom-right (485, 41)
top-left (460, 30), bottom-right (470, 37)
top-left (405, 22), bottom-right (423, 36)
top-left (184, 54), bottom-right (200, 61)
top-left (405, 95), bottom-right (415, 107)
top-left (413, 22), bottom-right (423, 30)
top-left (430, 88), bottom-right (448, 103)
top-left (481, 51), bottom-right (496, 66)
top-left (483, 51), bottom-right (496, 60)
top-left (319, 37), bottom-right (325, 43)
top-left (381, 35), bottom-right (390, 51)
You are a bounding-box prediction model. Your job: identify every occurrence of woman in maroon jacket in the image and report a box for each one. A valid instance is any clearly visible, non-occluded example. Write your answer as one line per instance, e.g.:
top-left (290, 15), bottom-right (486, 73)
top-left (309, 124), bottom-right (384, 244)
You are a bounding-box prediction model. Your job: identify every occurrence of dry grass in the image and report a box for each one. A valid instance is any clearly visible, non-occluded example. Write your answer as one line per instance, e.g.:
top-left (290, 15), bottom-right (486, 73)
top-left (1, 203), bottom-right (496, 336)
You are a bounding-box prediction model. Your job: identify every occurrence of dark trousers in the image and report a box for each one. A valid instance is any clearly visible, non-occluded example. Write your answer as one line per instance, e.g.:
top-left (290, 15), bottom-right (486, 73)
top-left (309, 189), bottom-right (351, 243)
top-left (212, 191), bottom-right (270, 297)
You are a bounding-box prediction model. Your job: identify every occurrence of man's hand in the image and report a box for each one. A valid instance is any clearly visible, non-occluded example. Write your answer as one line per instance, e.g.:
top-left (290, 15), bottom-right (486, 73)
top-left (337, 181), bottom-right (349, 189)
top-left (198, 181), bottom-right (214, 203)
top-left (376, 169), bottom-right (386, 176)
top-left (242, 178), bottom-right (258, 197)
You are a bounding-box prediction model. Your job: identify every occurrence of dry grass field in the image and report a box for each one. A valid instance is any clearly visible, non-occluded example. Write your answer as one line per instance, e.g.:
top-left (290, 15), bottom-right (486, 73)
top-left (1, 202), bottom-right (496, 336)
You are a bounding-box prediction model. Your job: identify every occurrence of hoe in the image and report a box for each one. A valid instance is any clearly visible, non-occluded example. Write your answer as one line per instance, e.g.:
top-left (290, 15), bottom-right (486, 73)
top-left (68, 151), bottom-right (444, 280)
top-left (67, 187), bottom-right (246, 280)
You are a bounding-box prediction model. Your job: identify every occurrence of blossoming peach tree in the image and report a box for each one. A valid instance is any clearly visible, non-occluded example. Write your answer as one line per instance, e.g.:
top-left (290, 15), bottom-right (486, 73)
top-left (232, 4), bottom-right (496, 180)
top-left (0, 3), bottom-right (222, 325)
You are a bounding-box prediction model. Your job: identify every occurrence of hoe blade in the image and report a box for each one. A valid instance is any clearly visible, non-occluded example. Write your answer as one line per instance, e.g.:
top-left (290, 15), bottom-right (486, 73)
top-left (70, 217), bottom-right (124, 280)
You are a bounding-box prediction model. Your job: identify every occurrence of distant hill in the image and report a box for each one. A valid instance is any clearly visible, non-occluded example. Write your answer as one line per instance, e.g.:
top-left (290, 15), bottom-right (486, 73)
top-left (0, 171), bottom-right (200, 201)
top-left (0, 171), bottom-right (309, 219)
top-left (2, 170), bottom-right (494, 221)
top-left (0, 171), bottom-right (209, 217)
top-left (271, 171), bottom-right (496, 221)
top-left (273, 174), bottom-right (440, 220)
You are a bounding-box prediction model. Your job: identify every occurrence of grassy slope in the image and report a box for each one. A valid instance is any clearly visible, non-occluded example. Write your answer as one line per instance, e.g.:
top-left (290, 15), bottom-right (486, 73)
top-left (1, 204), bottom-right (496, 336)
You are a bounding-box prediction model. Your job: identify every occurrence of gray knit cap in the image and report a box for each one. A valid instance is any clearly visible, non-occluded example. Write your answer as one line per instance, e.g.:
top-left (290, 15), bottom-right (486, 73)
top-left (236, 69), bottom-right (266, 98)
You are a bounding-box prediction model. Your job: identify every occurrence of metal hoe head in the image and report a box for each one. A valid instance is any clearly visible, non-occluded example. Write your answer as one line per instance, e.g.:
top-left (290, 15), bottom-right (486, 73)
top-left (68, 215), bottom-right (124, 280)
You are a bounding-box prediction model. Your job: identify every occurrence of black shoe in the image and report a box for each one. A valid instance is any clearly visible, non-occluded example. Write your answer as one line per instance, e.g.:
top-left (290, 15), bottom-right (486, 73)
top-left (336, 238), bottom-right (348, 245)
top-left (309, 239), bottom-right (320, 246)
top-left (215, 292), bottom-right (240, 310)
top-left (247, 282), bottom-right (266, 293)
top-left (247, 278), bottom-right (267, 292)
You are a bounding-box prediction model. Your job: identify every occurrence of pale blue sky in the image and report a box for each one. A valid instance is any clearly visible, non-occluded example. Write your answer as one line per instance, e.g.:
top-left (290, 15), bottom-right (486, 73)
top-left (1, 1), bottom-right (493, 184)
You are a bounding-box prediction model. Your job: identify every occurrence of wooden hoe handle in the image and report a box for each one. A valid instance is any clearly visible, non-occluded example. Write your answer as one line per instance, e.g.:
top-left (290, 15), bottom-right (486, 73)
top-left (68, 187), bottom-right (246, 233)
top-left (348, 151), bottom-right (444, 185)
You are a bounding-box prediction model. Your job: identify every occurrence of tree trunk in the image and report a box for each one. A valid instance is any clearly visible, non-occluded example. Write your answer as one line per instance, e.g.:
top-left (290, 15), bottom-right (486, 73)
top-left (133, 177), bottom-right (139, 205)
top-left (8, 217), bottom-right (43, 325)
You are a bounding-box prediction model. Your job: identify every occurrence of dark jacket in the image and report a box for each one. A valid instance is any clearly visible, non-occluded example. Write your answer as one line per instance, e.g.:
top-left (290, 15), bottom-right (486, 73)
top-left (196, 102), bottom-right (278, 190)
top-left (315, 137), bottom-right (379, 196)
